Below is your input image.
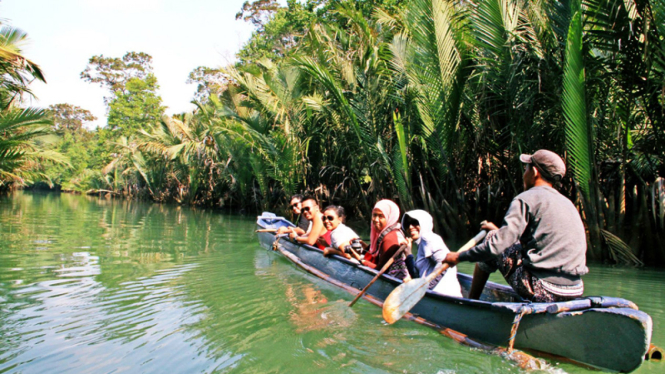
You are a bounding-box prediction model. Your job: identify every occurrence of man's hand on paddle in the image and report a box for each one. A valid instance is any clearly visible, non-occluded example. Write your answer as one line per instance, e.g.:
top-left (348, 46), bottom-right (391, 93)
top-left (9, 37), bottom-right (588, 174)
top-left (442, 221), bottom-right (494, 267)
top-left (442, 252), bottom-right (460, 266)
top-left (480, 221), bottom-right (499, 231)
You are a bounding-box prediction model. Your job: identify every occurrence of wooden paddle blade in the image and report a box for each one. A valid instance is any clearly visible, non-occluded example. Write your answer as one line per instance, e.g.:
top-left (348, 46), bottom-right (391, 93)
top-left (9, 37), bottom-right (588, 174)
top-left (382, 230), bottom-right (487, 324)
top-left (382, 277), bottom-right (430, 324)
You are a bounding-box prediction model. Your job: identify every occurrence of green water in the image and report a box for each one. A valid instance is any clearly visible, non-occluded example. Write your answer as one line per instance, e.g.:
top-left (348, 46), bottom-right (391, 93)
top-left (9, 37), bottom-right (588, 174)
top-left (0, 192), bottom-right (663, 373)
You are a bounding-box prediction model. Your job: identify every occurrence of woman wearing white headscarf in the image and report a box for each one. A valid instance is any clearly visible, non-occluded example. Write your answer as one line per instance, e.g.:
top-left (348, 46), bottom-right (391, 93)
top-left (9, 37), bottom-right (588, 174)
top-left (401, 210), bottom-right (462, 297)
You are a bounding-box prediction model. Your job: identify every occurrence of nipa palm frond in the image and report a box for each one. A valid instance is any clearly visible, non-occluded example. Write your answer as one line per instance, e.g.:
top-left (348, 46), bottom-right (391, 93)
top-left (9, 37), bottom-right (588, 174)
top-left (600, 229), bottom-right (643, 266)
top-left (562, 5), bottom-right (593, 197)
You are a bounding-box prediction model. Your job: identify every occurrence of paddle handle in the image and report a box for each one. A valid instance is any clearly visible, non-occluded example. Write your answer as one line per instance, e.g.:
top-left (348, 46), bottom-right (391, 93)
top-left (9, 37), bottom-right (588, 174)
top-left (271, 233), bottom-right (288, 250)
top-left (462, 230), bottom-right (488, 252)
top-left (256, 228), bottom-right (278, 233)
top-left (347, 247), bottom-right (364, 262)
top-left (349, 244), bottom-right (407, 307)
top-left (424, 230), bottom-right (487, 284)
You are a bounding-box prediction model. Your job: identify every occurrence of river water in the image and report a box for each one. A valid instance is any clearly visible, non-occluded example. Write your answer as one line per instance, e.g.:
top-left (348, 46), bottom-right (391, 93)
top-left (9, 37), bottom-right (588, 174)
top-left (0, 192), bottom-right (663, 373)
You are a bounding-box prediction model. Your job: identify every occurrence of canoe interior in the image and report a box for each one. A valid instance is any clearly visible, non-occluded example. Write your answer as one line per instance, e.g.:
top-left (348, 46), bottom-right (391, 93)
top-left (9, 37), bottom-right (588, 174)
top-left (256, 213), bottom-right (653, 373)
top-left (258, 212), bottom-right (536, 304)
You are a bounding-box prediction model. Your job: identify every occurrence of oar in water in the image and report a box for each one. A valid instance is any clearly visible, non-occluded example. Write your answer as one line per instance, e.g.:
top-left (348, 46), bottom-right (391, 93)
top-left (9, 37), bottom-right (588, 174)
top-left (382, 230), bottom-right (487, 324)
top-left (256, 228), bottom-right (278, 233)
top-left (272, 233), bottom-right (288, 251)
top-left (349, 244), bottom-right (407, 307)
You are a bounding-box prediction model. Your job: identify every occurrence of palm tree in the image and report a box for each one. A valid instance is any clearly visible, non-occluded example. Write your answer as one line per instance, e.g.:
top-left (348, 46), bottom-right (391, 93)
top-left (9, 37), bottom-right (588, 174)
top-left (102, 136), bottom-right (152, 197)
top-left (0, 108), bottom-right (66, 189)
top-left (0, 24), bottom-right (59, 190)
top-left (561, 0), bottom-right (665, 264)
top-left (0, 25), bottom-right (46, 109)
top-left (292, 3), bottom-right (414, 212)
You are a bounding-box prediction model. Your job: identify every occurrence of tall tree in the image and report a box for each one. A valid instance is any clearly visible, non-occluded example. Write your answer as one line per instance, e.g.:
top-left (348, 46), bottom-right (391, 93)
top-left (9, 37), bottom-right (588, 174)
top-left (237, 0), bottom-right (320, 64)
top-left (186, 66), bottom-right (228, 104)
top-left (235, 0), bottom-right (282, 28)
top-left (106, 74), bottom-right (164, 135)
top-left (47, 103), bottom-right (97, 132)
top-left (81, 52), bottom-right (164, 135)
top-left (0, 22), bottom-right (63, 190)
top-left (80, 52), bottom-right (153, 94)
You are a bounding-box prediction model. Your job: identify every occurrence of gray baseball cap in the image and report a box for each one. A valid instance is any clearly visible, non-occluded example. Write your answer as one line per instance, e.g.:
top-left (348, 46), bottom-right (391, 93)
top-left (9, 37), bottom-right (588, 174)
top-left (519, 149), bottom-right (566, 180)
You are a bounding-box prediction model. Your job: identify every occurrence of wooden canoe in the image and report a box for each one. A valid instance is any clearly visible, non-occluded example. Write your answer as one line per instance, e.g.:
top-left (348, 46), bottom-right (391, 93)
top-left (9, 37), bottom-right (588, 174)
top-left (257, 213), bottom-right (653, 372)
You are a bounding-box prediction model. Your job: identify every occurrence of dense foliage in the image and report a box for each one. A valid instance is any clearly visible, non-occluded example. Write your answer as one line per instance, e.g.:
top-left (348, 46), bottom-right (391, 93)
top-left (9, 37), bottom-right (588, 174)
top-left (6, 0), bottom-right (665, 265)
top-left (0, 24), bottom-right (65, 190)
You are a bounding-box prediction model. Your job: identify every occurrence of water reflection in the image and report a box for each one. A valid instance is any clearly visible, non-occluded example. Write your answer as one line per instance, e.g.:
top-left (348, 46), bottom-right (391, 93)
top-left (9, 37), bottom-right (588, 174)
top-left (285, 285), bottom-right (358, 334)
top-left (0, 192), bottom-right (663, 374)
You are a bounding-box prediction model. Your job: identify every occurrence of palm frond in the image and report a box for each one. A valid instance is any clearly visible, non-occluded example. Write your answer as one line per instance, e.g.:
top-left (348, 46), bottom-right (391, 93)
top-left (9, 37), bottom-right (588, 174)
top-left (293, 56), bottom-right (362, 142)
top-left (0, 26), bottom-right (46, 83)
top-left (562, 6), bottom-right (593, 197)
top-left (600, 229), bottom-right (643, 266)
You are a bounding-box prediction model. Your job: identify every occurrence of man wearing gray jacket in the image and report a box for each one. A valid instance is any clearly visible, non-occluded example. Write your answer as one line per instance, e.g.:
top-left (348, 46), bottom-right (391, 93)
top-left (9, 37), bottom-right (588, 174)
top-left (442, 150), bottom-right (588, 302)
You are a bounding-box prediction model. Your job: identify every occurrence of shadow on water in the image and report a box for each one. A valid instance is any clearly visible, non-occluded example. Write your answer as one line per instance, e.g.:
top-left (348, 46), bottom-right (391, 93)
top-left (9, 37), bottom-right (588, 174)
top-left (0, 192), bottom-right (662, 373)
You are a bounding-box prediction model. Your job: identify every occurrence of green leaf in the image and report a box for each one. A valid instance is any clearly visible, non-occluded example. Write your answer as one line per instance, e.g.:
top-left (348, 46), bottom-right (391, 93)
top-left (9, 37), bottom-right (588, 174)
top-left (562, 7), bottom-right (592, 197)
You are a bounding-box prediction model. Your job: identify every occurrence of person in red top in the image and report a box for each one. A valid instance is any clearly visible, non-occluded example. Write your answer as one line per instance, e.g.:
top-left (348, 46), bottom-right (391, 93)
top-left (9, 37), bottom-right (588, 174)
top-left (360, 199), bottom-right (410, 281)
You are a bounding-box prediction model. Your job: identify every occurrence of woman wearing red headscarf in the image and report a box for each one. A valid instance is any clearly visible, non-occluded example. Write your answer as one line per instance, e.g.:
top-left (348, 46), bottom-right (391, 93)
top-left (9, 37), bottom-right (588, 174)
top-left (360, 199), bottom-right (410, 281)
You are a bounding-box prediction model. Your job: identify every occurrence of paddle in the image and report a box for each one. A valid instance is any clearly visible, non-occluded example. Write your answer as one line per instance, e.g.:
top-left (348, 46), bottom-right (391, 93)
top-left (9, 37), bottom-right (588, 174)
top-left (346, 246), bottom-right (364, 263)
top-left (382, 230), bottom-right (487, 324)
top-left (256, 228), bottom-right (278, 233)
top-left (349, 244), bottom-right (407, 307)
top-left (272, 233), bottom-right (288, 251)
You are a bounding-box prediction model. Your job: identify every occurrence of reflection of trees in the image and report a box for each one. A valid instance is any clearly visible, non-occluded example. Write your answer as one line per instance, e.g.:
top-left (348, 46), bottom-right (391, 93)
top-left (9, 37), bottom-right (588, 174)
top-left (1, 192), bottom-right (240, 285)
top-left (0, 192), bottom-right (568, 373)
top-left (0, 250), bottom-right (104, 369)
top-left (0, 193), bottom-right (169, 287)
top-left (0, 192), bottom-right (390, 372)
top-left (0, 259), bottom-right (243, 373)
top-left (0, 192), bottom-right (254, 372)
top-left (172, 243), bottom-right (368, 372)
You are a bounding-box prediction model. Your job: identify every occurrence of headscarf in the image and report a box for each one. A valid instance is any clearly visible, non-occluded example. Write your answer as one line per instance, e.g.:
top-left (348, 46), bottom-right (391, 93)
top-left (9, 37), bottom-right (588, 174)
top-left (401, 209), bottom-right (446, 259)
top-left (370, 199), bottom-right (401, 254)
top-left (401, 210), bottom-right (433, 243)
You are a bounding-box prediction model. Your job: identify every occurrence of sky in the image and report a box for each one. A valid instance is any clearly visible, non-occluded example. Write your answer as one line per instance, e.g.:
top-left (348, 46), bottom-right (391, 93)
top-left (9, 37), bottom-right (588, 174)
top-left (0, 0), bottom-right (265, 129)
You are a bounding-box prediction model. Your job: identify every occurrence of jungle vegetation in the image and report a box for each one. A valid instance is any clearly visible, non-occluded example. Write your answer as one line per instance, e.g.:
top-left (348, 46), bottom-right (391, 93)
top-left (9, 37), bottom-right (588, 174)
top-left (3, 0), bottom-right (665, 265)
top-left (0, 22), bottom-right (65, 191)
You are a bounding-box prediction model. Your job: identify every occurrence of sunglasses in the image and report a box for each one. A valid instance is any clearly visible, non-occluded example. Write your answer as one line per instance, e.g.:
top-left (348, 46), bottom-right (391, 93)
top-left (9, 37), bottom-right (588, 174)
top-left (301, 206), bottom-right (311, 213)
top-left (321, 215), bottom-right (337, 222)
top-left (404, 217), bottom-right (420, 228)
top-left (290, 203), bottom-right (300, 209)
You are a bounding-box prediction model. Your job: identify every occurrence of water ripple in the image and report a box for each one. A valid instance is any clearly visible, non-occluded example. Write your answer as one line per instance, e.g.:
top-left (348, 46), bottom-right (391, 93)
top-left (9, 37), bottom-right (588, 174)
top-left (1, 193), bottom-right (663, 373)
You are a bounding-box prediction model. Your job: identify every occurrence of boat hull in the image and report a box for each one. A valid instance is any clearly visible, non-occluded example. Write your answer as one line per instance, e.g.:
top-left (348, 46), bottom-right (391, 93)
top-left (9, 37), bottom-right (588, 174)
top-left (257, 214), bottom-right (652, 372)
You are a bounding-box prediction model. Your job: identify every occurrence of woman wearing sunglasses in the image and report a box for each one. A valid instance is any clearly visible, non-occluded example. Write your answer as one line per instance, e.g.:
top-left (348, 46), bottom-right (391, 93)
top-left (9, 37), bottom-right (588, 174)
top-left (320, 205), bottom-right (363, 259)
top-left (401, 210), bottom-right (462, 297)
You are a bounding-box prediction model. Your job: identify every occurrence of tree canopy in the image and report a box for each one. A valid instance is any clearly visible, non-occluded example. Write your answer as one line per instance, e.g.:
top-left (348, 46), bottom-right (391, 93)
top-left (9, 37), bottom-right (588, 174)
top-left (48, 103), bottom-right (97, 132)
top-left (81, 52), bottom-right (154, 96)
top-left (11, 0), bottom-right (665, 266)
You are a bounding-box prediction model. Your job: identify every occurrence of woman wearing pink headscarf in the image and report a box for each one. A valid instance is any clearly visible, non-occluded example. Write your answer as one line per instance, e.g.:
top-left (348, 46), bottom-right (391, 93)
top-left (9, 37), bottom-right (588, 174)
top-left (361, 199), bottom-right (410, 281)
